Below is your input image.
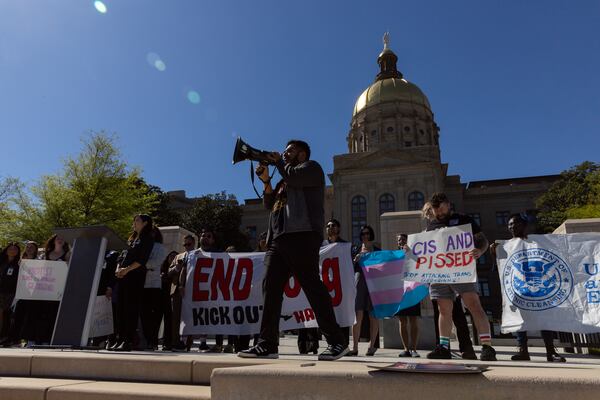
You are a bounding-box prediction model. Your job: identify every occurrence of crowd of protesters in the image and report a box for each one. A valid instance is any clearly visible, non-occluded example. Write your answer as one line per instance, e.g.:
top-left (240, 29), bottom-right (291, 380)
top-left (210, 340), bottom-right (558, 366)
top-left (0, 195), bottom-right (569, 362)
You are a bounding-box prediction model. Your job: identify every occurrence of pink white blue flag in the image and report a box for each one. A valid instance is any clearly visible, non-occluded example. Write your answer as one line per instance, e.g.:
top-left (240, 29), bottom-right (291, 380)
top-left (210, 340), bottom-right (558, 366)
top-left (359, 250), bottom-right (429, 319)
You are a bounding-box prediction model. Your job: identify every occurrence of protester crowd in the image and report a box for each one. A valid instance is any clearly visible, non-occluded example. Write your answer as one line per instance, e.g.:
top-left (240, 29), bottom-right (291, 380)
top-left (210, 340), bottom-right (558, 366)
top-left (0, 194), bottom-right (569, 363)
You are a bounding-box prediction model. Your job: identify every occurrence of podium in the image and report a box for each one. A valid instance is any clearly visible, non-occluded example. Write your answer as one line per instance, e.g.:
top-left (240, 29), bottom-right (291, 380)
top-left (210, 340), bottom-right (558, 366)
top-left (51, 225), bottom-right (126, 347)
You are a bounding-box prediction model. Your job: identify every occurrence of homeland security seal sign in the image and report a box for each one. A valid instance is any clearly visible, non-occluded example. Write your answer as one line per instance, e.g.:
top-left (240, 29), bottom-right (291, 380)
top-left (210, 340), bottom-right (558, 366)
top-left (503, 248), bottom-right (574, 311)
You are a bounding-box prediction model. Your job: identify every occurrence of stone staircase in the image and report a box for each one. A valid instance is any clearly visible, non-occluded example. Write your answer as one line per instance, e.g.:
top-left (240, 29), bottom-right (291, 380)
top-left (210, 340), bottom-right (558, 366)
top-left (2, 347), bottom-right (600, 400)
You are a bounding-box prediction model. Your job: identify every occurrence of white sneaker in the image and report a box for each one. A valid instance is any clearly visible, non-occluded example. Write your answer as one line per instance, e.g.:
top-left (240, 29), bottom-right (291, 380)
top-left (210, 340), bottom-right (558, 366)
top-left (410, 350), bottom-right (420, 358)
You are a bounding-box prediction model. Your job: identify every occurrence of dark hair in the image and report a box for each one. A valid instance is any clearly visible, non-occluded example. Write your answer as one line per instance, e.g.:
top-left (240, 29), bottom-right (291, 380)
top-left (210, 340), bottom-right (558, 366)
top-left (509, 213), bottom-right (528, 225)
top-left (201, 227), bottom-right (216, 238)
top-left (22, 241), bottom-right (39, 260)
top-left (259, 231), bottom-right (268, 240)
top-left (429, 192), bottom-right (450, 208)
top-left (0, 242), bottom-right (21, 264)
top-left (360, 225), bottom-right (375, 242)
top-left (183, 234), bottom-right (195, 242)
top-left (327, 218), bottom-right (341, 228)
top-left (129, 214), bottom-right (154, 243)
top-left (161, 251), bottom-right (179, 275)
top-left (44, 234), bottom-right (70, 260)
top-left (152, 226), bottom-right (164, 243)
top-left (397, 233), bottom-right (408, 239)
top-left (286, 139), bottom-right (311, 160)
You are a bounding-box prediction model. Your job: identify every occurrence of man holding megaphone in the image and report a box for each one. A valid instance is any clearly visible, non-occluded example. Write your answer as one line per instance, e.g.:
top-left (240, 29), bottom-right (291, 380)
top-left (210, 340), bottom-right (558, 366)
top-left (238, 139), bottom-right (349, 361)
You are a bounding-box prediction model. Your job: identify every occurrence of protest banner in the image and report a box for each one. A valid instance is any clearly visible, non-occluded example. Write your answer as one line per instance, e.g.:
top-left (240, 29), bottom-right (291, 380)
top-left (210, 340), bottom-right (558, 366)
top-left (180, 242), bottom-right (356, 335)
top-left (14, 259), bottom-right (68, 302)
top-left (496, 233), bottom-right (600, 334)
top-left (88, 295), bottom-right (114, 338)
top-left (359, 250), bottom-right (429, 318)
top-left (403, 224), bottom-right (476, 283)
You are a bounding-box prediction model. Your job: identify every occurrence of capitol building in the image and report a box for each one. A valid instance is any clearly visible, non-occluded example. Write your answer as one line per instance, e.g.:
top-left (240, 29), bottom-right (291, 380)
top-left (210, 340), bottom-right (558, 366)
top-left (239, 35), bottom-right (559, 323)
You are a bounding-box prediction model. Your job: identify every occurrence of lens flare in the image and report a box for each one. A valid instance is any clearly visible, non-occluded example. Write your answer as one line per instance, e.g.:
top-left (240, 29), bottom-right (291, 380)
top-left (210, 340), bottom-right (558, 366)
top-left (94, 1), bottom-right (107, 14)
top-left (187, 90), bottom-right (201, 104)
top-left (154, 60), bottom-right (166, 71)
top-left (146, 52), bottom-right (166, 72)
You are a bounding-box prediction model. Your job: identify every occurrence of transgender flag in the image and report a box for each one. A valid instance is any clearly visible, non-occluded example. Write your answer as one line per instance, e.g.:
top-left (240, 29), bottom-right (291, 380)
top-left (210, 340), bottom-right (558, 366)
top-left (359, 250), bottom-right (429, 319)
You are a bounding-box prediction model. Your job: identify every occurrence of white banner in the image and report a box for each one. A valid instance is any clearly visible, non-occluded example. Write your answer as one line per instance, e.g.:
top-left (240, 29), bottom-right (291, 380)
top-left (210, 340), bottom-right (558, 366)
top-left (181, 242), bottom-right (356, 335)
top-left (89, 295), bottom-right (114, 338)
top-left (404, 224), bottom-right (477, 283)
top-left (497, 233), bottom-right (600, 334)
top-left (14, 260), bottom-right (68, 301)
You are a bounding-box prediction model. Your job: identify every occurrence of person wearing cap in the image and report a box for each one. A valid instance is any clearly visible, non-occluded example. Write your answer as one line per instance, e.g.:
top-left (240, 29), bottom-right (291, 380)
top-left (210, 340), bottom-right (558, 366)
top-left (420, 193), bottom-right (497, 361)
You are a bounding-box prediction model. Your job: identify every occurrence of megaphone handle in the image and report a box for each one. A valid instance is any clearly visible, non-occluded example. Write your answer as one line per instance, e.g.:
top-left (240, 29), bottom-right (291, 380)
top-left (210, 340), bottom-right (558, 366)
top-left (250, 161), bottom-right (263, 199)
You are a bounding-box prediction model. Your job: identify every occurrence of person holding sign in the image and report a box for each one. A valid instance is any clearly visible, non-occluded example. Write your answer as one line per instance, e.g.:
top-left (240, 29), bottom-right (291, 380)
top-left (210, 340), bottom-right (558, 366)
top-left (349, 225), bottom-right (381, 356)
top-left (239, 140), bottom-right (348, 360)
top-left (490, 213), bottom-right (566, 362)
top-left (423, 193), bottom-right (496, 361)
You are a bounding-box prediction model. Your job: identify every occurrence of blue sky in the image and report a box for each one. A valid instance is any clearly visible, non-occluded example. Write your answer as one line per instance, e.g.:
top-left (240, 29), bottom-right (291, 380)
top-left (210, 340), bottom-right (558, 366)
top-left (1, 1), bottom-right (599, 202)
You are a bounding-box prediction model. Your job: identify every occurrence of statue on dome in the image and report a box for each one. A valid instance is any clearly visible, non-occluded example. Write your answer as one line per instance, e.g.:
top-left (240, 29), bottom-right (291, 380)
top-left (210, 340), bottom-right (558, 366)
top-left (383, 32), bottom-right (390, 49)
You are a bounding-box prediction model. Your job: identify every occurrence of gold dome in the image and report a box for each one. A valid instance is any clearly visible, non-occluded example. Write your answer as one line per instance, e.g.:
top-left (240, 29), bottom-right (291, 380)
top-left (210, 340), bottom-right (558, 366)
top-left (353, 77), bottom-right (431, 117)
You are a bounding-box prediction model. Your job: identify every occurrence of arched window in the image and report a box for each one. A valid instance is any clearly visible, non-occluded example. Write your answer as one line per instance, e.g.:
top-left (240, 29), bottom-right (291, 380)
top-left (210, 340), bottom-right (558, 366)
top-left (351, 195), bottom-right (367, 244)
top-left (408, 191), bottom-right (425, 211)
top-left (379, 193), bottom-right (395, 215)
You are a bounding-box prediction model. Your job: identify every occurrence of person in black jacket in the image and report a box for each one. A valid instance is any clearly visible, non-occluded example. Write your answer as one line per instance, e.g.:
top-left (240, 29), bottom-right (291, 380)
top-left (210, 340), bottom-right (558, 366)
top-left (238, 140), bottom-right (348, 361)
top-left (0, 242), bottom-right (21, 342)
top-left (109, 214), bottom-right (155, 352)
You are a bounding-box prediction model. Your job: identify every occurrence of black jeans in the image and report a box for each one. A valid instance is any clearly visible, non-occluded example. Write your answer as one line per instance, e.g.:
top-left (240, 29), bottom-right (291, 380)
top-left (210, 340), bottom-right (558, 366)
top-left (259, 232), bottom-right (344, 349)
top-left (432, 297), bottom-right (474, 352)
top-left (116, 270), bottom-right (145, 343)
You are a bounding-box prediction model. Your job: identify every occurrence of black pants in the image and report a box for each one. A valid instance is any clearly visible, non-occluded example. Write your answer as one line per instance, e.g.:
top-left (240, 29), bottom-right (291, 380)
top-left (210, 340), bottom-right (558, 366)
top-left (140, 288), bottom-right (163, 347)
top-left (116, 270), bottom-right (145, 343)
top-left (517, 330), bottom-right (556, 354)
top-left (432, 297), bottom-right (474, 352)
top-left (259, 232), bottom-right (344, 349)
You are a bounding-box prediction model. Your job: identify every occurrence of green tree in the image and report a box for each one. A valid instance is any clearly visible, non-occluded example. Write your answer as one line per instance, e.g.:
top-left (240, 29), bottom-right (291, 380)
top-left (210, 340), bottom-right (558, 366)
top-left (0, 177), bottom-right (22, 246)
top-left (181, 191), bottom-right (249, 251)
top-left (6, 132), bottom-right (158, 242)
top-left (565, 167), bottom-right (600, 219)
top-left (536, 161), bottom-right (600, 232)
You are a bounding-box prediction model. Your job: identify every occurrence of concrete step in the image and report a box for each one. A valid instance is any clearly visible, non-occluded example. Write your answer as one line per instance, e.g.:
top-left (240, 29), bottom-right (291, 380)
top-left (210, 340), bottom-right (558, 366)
top-left (0, 377), bottom-right (210, 400)
top-left (211, 360), bottom-right (600, 400)
top-left (0, 349), bottom-right (282, 384)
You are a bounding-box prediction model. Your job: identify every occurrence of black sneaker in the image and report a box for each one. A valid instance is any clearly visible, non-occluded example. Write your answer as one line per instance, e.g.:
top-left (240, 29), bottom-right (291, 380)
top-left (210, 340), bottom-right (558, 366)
top-left (398, 350), bottom-right (412, 357)
top-left (426, 345), bottom-right (451, 359)
top-left (511, 348), bottom-right (530, 361)
top-left (547, 353), bottom-right (566, 363)
top-left (198, 342), bottom-right (210, 351)
top-left (318, 343), bottom-right (349, 361)
top-left (461, 348), bottom-right (477, 360)
top-left (237, 344), bottom-right (279, 359)
top-left (480, 345), bottom-right (497, 361)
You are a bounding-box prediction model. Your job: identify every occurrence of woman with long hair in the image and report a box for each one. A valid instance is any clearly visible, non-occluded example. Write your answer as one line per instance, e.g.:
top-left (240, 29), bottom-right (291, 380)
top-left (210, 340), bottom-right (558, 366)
top-left (0, 242), bottom-right (21, 341)
top-left (348, 225), bottom-right (380, 356)
top-left (109, 214), bottom-right (155, 351)
top-left (2, 241), bottom-right (39, 347)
